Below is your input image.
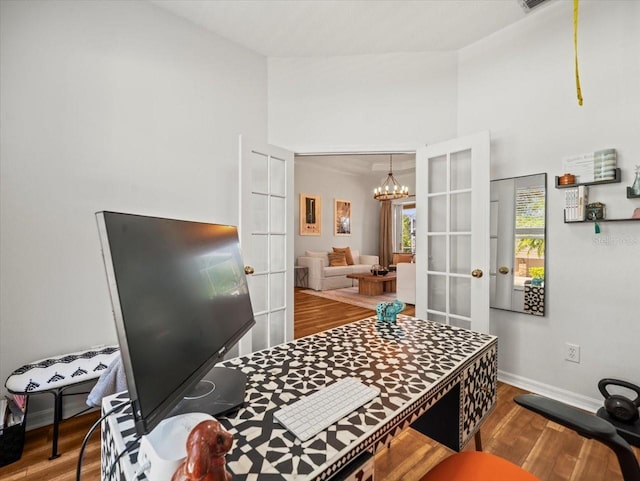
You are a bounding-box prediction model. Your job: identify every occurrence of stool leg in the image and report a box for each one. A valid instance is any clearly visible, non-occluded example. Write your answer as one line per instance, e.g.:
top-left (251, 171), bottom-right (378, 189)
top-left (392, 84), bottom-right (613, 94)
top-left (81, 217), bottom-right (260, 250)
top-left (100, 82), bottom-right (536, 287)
top-left (474, 430), bottom-right (483, 451)
top-left (49, 390), bottom-right (62, 460)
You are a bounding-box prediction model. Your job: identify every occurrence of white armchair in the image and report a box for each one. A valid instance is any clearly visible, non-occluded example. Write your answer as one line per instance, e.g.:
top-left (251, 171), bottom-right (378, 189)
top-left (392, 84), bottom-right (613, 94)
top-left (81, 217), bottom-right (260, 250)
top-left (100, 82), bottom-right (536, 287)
top-left (396, 262), bottom-right (416, 305)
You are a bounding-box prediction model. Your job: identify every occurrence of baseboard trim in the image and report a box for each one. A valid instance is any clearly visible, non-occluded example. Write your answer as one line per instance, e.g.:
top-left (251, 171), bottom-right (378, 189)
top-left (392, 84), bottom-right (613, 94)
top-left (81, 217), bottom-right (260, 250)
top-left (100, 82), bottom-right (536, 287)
top-left (498, 370), bottom-right (602, 413)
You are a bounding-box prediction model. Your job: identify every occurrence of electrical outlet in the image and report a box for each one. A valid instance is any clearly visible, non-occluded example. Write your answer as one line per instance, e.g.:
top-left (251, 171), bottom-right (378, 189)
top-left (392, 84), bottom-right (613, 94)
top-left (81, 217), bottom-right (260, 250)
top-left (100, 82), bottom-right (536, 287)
top-left (565, 343), bottom-right (580, 363)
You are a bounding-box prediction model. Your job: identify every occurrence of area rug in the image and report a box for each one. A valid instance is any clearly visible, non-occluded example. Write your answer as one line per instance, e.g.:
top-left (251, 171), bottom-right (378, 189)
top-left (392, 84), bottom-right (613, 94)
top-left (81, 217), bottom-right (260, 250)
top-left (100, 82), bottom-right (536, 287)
top-left (301, 286), bottom-right (395, 311)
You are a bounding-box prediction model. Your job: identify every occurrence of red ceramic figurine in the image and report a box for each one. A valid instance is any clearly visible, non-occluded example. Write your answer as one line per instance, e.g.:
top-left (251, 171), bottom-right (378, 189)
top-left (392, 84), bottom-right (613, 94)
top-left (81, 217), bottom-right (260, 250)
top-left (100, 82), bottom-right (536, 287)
top-left (171, 420), bottom-right (234, 481)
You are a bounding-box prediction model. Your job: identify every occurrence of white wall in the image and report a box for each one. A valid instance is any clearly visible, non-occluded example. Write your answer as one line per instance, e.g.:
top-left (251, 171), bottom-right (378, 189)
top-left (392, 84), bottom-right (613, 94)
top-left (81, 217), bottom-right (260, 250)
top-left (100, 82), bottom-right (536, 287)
top-left (458, 1), bottom-right (640, 405)
top-left (0, 0), bottom-right (267, 424)
top-left (268, 52), bottom-right (459, 152)
top-left (294, 160), bottom-right (381, 260)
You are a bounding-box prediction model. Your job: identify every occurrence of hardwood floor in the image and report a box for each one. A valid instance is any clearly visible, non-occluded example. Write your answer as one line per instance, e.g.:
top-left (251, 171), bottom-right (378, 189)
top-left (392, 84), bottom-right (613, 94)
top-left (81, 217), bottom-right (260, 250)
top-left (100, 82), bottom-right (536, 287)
top-left (1, 288), bottom-right (636, 481)
top-left (294, 287), bottom-right (415, 338)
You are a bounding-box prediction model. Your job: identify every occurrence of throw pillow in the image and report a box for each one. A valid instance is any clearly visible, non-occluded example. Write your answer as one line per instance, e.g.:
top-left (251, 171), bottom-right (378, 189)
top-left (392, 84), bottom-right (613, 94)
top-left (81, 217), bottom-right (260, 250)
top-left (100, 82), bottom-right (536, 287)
top-left (328, 251), bottom-right (348, 267)
top-left (332, 246), bottom-right (354, 265)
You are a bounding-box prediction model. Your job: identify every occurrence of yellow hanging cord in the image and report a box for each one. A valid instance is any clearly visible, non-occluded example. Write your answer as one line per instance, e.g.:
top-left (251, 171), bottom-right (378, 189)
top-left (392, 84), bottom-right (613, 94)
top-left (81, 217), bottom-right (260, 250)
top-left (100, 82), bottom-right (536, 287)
top-left (574, 0), bottom-right (583, 106)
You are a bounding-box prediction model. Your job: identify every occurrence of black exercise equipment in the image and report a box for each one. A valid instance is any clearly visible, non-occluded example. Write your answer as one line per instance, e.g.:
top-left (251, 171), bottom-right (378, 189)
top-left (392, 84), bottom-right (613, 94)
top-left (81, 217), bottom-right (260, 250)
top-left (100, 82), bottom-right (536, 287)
top-left (599, 379), bottom-right (640, 423)
top-left (597, 378), bottom-right (640, 449)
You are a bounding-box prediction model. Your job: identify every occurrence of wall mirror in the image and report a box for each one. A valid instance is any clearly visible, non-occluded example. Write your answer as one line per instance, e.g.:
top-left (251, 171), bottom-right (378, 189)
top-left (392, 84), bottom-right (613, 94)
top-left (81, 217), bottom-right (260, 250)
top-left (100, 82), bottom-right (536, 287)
top-left (490, 173), bottom-right (547, 316)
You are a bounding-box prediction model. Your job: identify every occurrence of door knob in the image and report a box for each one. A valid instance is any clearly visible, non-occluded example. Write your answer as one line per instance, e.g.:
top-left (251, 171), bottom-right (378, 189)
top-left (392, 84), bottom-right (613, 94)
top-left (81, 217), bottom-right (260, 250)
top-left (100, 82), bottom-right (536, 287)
top-left (471, 269), bottom-right (483, 278)
top-left (244, 266), bottom-right (255, 275)
top-left (498, 266), bottom-right (509, 275)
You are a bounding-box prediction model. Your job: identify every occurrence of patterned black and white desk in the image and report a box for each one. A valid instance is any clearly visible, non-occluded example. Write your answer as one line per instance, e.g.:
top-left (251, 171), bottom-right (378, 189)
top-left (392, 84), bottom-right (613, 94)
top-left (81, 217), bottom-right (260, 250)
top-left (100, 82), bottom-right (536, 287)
top-left (101, 316), bottom-right (497, 481)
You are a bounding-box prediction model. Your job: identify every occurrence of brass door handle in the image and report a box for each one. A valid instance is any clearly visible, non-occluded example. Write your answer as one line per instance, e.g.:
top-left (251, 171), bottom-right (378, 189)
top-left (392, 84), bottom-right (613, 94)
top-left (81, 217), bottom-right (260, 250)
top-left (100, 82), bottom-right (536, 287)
top-left (244, 266), bottom-right (255, 275)
top-left (498, 266), bottom-right (509, 275)
top-left (471, 269), bottom-right (483, 278)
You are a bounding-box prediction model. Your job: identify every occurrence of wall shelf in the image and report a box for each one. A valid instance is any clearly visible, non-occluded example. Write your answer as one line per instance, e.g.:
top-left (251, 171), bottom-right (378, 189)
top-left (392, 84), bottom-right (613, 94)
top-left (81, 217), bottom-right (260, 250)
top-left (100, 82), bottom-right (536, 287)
top-left (564, 217), bottom-right (640, 224)
top-left (627, 187), bottom-right (640, 199)
top-left (555, 168), bottom-right (621, 188)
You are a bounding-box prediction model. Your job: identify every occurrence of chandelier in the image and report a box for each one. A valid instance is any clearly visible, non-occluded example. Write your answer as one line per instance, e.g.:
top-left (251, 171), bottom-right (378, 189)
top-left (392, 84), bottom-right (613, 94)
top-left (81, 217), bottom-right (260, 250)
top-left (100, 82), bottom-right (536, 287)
top-left (373, 155), bottom-right (409, 201)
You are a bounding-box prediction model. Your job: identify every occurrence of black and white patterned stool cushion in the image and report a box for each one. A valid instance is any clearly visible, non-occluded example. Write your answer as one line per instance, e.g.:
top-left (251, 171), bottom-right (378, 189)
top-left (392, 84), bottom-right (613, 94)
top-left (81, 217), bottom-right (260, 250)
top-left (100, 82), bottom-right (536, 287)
top-left (5, 345), bottom-right (120, 393)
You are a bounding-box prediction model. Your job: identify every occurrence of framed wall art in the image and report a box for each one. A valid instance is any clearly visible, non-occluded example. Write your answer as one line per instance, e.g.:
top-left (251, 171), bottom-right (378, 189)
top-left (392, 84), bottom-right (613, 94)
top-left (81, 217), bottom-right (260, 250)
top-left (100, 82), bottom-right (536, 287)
top-left (334, 199), bottom-right (351, 236)
top-left (299, 193), bottom-right (321, 235)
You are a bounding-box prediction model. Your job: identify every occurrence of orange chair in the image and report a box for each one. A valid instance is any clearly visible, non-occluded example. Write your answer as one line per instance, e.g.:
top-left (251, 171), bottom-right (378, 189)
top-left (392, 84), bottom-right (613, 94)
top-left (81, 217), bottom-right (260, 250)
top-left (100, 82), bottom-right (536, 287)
top-left (421, 394), bottom-right (640, 481)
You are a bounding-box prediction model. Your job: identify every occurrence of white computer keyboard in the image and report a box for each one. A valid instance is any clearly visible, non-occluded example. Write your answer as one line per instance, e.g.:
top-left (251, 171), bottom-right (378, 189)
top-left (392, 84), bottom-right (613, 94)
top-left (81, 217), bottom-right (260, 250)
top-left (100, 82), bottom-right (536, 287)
top-left (273, 377), bottom-right (380, 442)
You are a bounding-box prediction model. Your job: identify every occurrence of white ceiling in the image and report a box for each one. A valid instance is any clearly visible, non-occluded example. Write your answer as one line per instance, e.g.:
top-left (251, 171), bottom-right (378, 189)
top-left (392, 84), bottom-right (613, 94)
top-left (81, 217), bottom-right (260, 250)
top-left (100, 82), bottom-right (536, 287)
top-left (149, 0), bottom-right (533, 57)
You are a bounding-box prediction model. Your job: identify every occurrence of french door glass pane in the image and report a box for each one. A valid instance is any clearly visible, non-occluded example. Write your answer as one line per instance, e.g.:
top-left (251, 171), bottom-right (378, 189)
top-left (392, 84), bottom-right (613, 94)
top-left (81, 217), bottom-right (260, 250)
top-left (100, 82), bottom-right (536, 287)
top-left (490, 274), bottom-right (497, 307)
top-left (450, 235), bottom-right (471, 275)
top-left (248, 274), bottom-right (267, 313)
top-left (428, 155), bottom-right (447, 193)
top-left (450, 192), bottom-right (471, 232)
top-left (250, 152), bottom-right (268, 193)
top-left (270, 157), bottom-right (286, 196)
top-left (450, 149), bottom-right (471, 191)
top-left (428, 195), bottom-right (447, 232)
top-left (251, 234), bottom-right (268, 272)
top-left (450, 277), bottom-right (471, 318)
top-left (270, 235), bottom-right (285, 271)
top-left (450, 318), bottom-right (471, 330)
top-left (270, 272), bottom-right (285, 310)
top-left (428, 274), bottom-right (446, 312)
top-left (251, 193), bottom-right (268, 232)
top-left (270, 310), bottom-right (285, 346)
top-left (428, 312), bottom-right (447, 324)
top-left (428, 235), bottom-right (446, 272)
top-left (490, 237), bottom-right (498, 273)
top-left (252, 313), bottom-right (268, 351)
top-left (270, 196), bottom-right (285, 233)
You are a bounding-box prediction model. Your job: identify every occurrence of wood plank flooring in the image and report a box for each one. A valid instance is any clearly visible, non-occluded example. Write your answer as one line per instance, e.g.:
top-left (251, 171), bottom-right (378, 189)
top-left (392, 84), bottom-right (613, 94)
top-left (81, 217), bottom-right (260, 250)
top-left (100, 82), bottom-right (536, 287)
top-left (1, 288), bottom-right (636, 481)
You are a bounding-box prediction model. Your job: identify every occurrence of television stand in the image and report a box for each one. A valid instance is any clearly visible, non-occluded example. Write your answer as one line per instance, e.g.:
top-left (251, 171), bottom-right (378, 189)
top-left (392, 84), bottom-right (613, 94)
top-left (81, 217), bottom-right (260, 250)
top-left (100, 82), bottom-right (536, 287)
top-left (170, 367), bottom-right (247, 419)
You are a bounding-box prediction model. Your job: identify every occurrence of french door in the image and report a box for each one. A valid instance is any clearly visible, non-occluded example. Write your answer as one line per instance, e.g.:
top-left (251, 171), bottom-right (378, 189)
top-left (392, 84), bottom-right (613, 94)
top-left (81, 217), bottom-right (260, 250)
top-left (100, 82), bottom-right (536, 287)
top-left (415, 132), bottom-right (490, 333)
top-left (238, 135), bottom-right (294, 355)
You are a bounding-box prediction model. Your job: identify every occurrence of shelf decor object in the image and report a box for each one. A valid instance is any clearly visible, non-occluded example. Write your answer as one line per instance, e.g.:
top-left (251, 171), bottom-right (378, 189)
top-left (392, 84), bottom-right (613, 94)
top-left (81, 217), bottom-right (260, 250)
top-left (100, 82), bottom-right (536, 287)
top-left (628, 165), bottom-right (640, 198)
top-left (561, 148), bottom-right (617, 184)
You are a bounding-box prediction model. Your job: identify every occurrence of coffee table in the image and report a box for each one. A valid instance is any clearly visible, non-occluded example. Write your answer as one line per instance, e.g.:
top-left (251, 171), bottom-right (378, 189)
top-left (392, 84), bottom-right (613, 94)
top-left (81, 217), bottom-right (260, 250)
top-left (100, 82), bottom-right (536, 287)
top-left (346, 272), bottom-right (397, 296)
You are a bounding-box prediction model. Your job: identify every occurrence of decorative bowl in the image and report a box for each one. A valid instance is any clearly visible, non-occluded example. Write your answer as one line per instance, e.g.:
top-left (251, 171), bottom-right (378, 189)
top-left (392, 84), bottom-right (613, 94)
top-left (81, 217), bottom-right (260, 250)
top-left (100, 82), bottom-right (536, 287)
top-left (370, 264), bottom-right (389, 276)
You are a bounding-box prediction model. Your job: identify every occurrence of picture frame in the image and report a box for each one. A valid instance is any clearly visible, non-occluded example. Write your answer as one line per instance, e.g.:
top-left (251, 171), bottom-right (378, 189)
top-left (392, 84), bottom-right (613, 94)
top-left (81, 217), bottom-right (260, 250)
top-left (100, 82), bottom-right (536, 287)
top-left (334, 199), bottom-right (351, 236)
top-left (299, 194), bottom-right (321, 236)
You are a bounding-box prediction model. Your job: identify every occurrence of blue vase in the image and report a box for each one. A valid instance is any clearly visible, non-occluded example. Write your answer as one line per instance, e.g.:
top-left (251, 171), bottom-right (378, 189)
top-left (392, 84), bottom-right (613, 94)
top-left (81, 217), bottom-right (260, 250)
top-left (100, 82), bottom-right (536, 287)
top-left (376, 300), bottom-right (405, 322)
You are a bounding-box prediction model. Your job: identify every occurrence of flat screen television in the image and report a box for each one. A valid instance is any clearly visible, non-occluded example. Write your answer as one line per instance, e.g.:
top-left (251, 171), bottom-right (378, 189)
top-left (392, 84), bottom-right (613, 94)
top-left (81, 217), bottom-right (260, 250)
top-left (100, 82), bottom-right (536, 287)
top-left (96, 211), bottom-right (254, 436)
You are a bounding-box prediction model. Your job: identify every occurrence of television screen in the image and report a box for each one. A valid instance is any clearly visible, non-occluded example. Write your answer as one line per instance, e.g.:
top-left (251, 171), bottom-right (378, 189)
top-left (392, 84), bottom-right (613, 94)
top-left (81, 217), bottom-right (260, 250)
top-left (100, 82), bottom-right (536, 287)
top-left (96, 212), bottom-right (254, 435)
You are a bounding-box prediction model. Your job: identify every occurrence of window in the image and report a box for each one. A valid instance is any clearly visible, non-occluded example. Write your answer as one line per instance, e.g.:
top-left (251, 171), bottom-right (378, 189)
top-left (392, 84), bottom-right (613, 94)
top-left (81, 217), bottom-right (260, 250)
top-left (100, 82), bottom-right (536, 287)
top-left (393, 201), bottom-right (416, 253)
top-left (513, 186), bottom-right (545, 286)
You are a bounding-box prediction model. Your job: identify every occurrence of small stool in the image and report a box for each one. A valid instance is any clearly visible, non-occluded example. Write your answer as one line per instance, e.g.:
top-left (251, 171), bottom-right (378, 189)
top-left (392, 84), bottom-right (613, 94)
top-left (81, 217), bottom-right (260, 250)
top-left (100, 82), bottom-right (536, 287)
top-left (5, 345), bottom-right (120, 459)
top-left (294, 266), bottom-right (308, 288)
